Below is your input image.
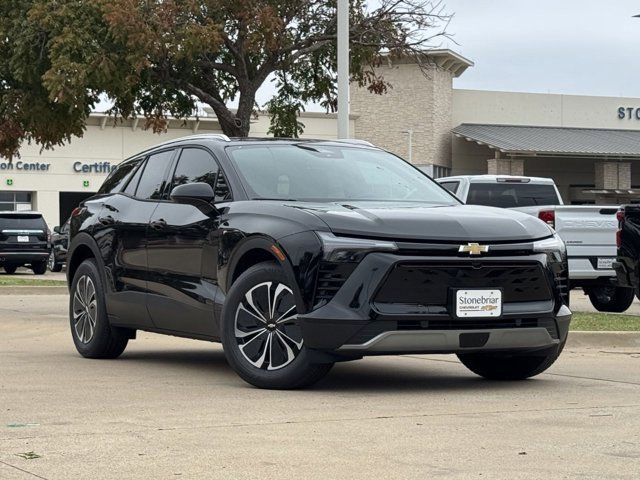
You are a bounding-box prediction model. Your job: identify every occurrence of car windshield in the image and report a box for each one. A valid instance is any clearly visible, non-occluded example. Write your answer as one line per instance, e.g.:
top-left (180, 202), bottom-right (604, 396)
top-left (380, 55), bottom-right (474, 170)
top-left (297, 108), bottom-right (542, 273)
top-left (227, 144), bottom-right (458, 204)
top-left (467, 183), bottom-right (560, 208)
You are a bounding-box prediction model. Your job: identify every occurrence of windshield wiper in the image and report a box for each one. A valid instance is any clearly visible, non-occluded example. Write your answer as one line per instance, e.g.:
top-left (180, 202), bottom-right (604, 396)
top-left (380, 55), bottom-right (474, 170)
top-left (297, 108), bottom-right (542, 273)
top-left (252, 197), bottom-right (298, 202)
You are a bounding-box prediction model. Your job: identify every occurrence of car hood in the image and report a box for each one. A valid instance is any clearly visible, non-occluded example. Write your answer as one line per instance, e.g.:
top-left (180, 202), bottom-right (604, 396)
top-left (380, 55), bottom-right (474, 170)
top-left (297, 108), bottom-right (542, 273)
top-left (290, 202), bottom-right (552, 242)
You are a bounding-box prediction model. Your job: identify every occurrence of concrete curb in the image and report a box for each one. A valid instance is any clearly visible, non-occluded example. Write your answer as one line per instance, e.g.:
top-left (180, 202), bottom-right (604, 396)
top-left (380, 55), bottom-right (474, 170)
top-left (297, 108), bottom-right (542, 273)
top-left (0, 285), bottom-right (68, 295)
top-left (567, 331), bottom-right (640, 349)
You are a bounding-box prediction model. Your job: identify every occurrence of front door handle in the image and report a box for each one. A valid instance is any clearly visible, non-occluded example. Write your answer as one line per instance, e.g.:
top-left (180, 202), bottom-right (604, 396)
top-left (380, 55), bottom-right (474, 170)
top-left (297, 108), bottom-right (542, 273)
top-left (150, 219), bottom-right (167, 230)
top-left (98, 215), bottom-right (115, 225)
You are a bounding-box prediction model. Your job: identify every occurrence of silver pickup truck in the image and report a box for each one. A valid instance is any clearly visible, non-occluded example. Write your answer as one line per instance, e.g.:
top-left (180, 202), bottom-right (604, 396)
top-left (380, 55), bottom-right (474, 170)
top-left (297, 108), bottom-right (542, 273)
top-left (437, 175), bottom-right (634, 312)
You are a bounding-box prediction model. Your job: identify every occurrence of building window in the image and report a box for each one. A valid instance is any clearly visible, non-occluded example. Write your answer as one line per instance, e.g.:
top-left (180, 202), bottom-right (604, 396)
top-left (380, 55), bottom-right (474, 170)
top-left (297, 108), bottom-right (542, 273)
top-left (418, 165), bottom-right (451, 179)
top-left (0, 192), bottom-right (33, 212)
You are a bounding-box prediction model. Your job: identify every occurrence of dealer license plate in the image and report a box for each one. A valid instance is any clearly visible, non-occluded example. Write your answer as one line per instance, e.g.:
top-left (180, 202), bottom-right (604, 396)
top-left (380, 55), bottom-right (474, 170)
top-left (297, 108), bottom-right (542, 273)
top-left (17, 235), bottom-right (29, 243)
top-left (455, 289), bottom-right (502, 318)
top-left (597, 257), bottom-right (614, 270)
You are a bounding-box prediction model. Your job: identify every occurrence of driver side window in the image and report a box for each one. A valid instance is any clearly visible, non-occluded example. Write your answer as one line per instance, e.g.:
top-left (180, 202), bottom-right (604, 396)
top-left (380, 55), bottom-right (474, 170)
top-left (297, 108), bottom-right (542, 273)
top-left (170, 148), bottom-right (231, 202)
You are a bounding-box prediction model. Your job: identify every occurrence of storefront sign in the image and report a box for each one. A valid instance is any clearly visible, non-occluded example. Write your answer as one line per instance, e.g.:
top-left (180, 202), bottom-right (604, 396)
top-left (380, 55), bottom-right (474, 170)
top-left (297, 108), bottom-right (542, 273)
top-left (0, 161), bottom-right (50, 171)
top-left (618, 107), bottom-right (640, 120)
top-left (0, 161), bottom-right (117, 173)
top-left (73, 161), bottom-right (117, 173)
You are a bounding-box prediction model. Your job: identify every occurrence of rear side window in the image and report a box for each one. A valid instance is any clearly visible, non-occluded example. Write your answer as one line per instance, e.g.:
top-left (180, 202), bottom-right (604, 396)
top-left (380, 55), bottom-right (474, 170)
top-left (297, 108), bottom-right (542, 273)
top-left (467, 183), bottom-right (560, 208)
top-left (0, 214), bottom-right (46, 230)
top-left (98, 158), bottom-right (142, 194)
top-left (134, 150), bottom-right (175, 200)
top-left (439, 181), bottom-right (459, 194)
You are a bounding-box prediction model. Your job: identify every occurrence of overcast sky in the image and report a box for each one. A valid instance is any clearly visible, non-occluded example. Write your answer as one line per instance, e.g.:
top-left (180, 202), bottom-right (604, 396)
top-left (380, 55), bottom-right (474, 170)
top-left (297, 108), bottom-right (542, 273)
top-left (443, 0), bottom-right (640, 97)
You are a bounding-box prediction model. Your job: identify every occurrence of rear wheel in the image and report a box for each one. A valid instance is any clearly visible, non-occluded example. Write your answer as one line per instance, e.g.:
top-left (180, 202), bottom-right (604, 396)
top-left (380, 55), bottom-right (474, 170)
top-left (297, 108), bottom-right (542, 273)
top-left (586, 286), bottom-right (635, 313)
top-left (70, 259), bottom-right (129, 358)
top-left (4, 265), bottom-right (17, 274)
top-left (48, 249), bottom-right (63, 272)
top-left (221, 262), bottom-right (333, 389)
top-left (458, 342), bottom-right (565, 380)
top-left (31, 261), bottom-right (47, 275)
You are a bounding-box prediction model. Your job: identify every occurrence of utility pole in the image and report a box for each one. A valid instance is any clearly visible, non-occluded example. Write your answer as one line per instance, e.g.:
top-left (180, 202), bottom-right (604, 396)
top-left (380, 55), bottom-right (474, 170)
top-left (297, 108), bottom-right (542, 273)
top-left (337, 0), bottom-right (349, 139)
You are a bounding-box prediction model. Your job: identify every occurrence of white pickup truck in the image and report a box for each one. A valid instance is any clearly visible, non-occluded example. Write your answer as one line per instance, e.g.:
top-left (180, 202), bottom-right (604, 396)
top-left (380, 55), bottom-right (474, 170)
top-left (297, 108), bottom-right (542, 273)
top-left (437, 175), bottom-right (634, 312)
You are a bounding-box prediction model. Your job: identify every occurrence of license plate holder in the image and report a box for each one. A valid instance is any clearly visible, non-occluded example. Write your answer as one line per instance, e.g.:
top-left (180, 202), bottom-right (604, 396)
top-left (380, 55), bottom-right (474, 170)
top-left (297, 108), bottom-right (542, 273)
top-left (597, 257), bottom-right (614, 270)
top-left (17, 235), bottom-right (29, 243)
top-left (454, 289), bottom-right (503, 318)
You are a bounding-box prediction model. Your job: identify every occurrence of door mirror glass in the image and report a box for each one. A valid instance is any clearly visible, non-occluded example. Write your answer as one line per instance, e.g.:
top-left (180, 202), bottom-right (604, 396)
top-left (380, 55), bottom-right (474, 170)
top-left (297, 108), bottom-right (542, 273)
top-left (170, 182), bottom-right (215, 205)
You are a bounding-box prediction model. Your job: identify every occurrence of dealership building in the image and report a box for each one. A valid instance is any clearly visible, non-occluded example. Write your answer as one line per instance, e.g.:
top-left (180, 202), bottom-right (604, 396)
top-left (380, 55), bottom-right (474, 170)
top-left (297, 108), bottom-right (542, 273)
top-left (3, 48), bottom-right (640, 227)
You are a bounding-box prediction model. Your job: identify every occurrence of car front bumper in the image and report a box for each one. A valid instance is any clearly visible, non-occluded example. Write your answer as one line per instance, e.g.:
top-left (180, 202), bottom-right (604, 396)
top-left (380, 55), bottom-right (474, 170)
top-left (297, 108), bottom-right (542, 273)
top-left (299, 252), bottom-right (571, 356)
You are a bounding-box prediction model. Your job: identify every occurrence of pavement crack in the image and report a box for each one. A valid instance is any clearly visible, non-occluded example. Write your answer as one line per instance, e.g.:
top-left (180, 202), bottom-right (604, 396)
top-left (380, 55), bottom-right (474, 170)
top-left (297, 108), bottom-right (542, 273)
top-left (545, 373), bottom-right (640, 386)
top-left (0, 460), bottom-right (49, 480)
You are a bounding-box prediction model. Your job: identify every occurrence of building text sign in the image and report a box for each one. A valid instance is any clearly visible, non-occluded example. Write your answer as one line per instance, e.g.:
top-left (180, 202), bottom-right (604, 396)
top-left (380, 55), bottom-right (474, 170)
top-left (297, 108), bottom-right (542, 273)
top-left (618, 107), bottom-right (640, 120)
top-left (0, 161), bottom-right (117, 174)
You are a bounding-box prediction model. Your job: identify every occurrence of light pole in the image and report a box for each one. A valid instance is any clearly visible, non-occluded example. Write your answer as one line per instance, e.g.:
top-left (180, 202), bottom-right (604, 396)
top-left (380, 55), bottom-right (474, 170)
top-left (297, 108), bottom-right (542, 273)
top-left (337, 0), bottom-right (349, 139)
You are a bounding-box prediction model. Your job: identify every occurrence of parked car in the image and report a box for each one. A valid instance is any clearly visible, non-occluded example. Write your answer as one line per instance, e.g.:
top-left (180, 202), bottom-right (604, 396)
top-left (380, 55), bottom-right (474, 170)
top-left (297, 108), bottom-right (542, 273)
top-left (49, 219), bottom-right (70, 272)
top-left (0, 211), bottom-right (50, 274)
top-left (66, 135), bottom-right (571, 389)
top-left (438, 175), bottom-right (634, 312)
top-left (614, 206), bottom-right (640, 298)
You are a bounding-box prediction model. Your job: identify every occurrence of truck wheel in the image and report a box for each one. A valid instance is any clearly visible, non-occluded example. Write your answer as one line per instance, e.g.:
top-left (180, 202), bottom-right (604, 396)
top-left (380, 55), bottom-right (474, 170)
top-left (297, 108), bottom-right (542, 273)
top-left (221, 262), bottom-right (333, 389)
top-left (586, 286), bottom-right (635, 313)
top-left (457, 342), bottom-right (565, 381)
top-left (4, 265), bottom-right (17, 274)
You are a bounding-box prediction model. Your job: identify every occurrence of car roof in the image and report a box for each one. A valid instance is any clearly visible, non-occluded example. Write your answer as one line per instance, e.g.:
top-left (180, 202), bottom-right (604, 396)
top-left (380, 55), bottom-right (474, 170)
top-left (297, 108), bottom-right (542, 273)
top-left (437, 174), bottom-right (556, 185)
top-left (124, 135), bottom-right (380, 162)
top-left (0, 211), bottom-right (44, 216)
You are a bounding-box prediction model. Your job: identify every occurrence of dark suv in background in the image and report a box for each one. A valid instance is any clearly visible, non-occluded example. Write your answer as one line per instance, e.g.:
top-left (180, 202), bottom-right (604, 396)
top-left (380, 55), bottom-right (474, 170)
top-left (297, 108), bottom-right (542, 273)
top-left (48, 219), bottom-right (70, 272)
top-left (66, 135), bottom-right (571, 389)
top-left (0, 211), bottom-right (50, 274)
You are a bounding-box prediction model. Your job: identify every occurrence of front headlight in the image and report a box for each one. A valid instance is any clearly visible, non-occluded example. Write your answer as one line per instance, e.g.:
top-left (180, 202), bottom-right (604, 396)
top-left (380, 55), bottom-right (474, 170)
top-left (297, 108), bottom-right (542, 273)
top-left (316, 231), bottom-right (398, 262)
top-left (533, 233), bottom-right (566, 262)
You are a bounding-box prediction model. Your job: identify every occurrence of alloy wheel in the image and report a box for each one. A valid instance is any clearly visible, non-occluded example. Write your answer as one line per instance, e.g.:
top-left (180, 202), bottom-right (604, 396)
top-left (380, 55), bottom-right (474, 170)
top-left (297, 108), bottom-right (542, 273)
top-left (48, 250), bottom-right (56, 271)
top-left (72, 275), bottom-right (97, 344)
top-left (234, 281), bottom-right (303, 371)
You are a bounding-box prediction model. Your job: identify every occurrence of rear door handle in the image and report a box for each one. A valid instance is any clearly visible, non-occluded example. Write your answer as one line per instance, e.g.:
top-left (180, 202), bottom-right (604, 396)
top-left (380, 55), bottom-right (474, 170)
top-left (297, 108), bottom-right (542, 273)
top-left (98, 215), bottom-right (115, 225)
top-left (150, 219), bottom-right (167, 230)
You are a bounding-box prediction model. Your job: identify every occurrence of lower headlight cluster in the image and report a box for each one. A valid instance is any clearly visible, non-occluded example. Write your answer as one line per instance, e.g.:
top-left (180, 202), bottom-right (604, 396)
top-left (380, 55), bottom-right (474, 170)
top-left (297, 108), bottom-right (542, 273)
top-left (316, 231), bottom-right (398, 262)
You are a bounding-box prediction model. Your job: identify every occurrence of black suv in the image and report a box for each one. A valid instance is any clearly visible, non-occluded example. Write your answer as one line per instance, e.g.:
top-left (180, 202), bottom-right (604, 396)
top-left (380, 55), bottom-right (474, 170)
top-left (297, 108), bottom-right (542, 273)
top-left (66, 135), bottom-right (571, 389)
top-left (0, 211), bottom-right (50, 274)
top-left (48, 219), bottom-right (70, 272)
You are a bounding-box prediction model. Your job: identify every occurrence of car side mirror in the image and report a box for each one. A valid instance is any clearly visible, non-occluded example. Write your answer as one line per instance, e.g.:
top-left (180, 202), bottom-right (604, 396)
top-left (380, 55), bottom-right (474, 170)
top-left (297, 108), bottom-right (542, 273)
top-left (170, 182), bottom-right (215, 205)
top-left (53, 226), bottom-right (61, 233)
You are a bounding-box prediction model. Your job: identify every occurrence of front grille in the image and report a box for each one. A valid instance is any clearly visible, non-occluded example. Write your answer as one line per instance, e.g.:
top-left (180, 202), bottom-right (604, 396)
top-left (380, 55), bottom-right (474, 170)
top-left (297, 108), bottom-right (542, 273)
top-left (346, 318), bottom-right (559, 345)
top-left (313, 261), bottom-right (357, 305)
top-left (374, 262), bottom-right (553, 305)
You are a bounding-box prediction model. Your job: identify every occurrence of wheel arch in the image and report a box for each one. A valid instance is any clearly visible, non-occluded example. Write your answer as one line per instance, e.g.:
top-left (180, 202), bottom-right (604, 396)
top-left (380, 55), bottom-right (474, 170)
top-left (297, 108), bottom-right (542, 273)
top-left (66, 233), bottom-right (106, 287)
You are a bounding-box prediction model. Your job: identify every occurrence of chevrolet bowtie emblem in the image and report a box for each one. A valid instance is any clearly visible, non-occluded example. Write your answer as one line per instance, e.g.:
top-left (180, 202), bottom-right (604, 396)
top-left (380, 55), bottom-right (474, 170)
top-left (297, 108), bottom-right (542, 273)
top-left (459, 243), bottom-right (489, 255)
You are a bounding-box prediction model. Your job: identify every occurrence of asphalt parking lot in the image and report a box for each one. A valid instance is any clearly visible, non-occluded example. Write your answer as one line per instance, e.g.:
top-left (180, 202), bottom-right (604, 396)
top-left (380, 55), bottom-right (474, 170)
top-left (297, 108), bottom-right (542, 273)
top-left (1, 293), bottom-right (640, 479)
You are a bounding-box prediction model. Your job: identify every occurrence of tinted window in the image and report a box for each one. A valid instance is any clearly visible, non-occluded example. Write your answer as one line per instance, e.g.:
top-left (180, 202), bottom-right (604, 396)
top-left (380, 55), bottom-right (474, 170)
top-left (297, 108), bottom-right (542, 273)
top-left (98, 159), bottom-right (141, 194)
top-left (439, 181), bottom-right (459, 194)
top-left (227, 145), bottom-right (457, 204)
top-left (135, 150), bottom-right (175, 200)
top-left (467, 183), bottom-right (560, 208)
top-left (171, 148), bottom-right (218, 190)
top-left (0, 214), bottom-right (46, 230)
top-left (123, 160), bottom-right (145, 196)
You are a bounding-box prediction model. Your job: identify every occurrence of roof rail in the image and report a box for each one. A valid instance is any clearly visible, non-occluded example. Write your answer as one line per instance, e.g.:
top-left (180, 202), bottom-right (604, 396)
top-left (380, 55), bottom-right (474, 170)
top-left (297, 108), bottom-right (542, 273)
top-left (152, 133), bottom-right (231, 150)
top-left (333, 138), bottom-right (376, 147)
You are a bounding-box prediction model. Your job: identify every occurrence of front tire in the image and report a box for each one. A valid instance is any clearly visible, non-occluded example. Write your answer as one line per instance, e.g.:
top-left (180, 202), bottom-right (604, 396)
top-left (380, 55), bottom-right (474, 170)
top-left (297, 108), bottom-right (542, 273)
top-left (4, 265), bottom-right (17, 274)
top-left (457, 342), bottom-right (565, 380)
top-left (69, 259), bottom-right (129, 358)
top-left (586, 286), bottom-right (635, 313)
top-left (221, 262), bottom-right (333, 389)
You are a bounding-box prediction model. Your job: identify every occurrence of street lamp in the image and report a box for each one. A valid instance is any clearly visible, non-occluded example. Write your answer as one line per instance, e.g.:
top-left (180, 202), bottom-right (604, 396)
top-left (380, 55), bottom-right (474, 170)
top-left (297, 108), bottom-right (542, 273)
top-left (337, 0), bottom-right (349, 139)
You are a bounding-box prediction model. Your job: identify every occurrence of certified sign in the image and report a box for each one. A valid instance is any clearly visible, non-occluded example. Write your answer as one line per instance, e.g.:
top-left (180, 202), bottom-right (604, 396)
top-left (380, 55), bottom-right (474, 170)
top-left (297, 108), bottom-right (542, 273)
top-left (456, 290), bottom-right (502, 318)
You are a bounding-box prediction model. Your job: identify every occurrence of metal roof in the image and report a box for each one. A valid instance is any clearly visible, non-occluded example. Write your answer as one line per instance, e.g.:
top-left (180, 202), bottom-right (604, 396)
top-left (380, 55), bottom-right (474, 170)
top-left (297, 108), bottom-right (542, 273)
top-left (452, 123), bottom-right (640, 158)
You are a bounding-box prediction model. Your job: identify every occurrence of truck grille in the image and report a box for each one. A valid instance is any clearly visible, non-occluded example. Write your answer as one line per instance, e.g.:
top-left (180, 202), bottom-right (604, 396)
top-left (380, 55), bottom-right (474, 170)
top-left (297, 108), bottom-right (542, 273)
top-left (374, 261), bottom-right (553, 305)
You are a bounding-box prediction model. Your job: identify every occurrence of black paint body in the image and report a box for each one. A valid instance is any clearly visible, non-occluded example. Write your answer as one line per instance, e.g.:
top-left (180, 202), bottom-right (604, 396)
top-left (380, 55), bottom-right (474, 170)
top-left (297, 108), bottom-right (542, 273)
top-left (67, 138), bottom-right (570, 354)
